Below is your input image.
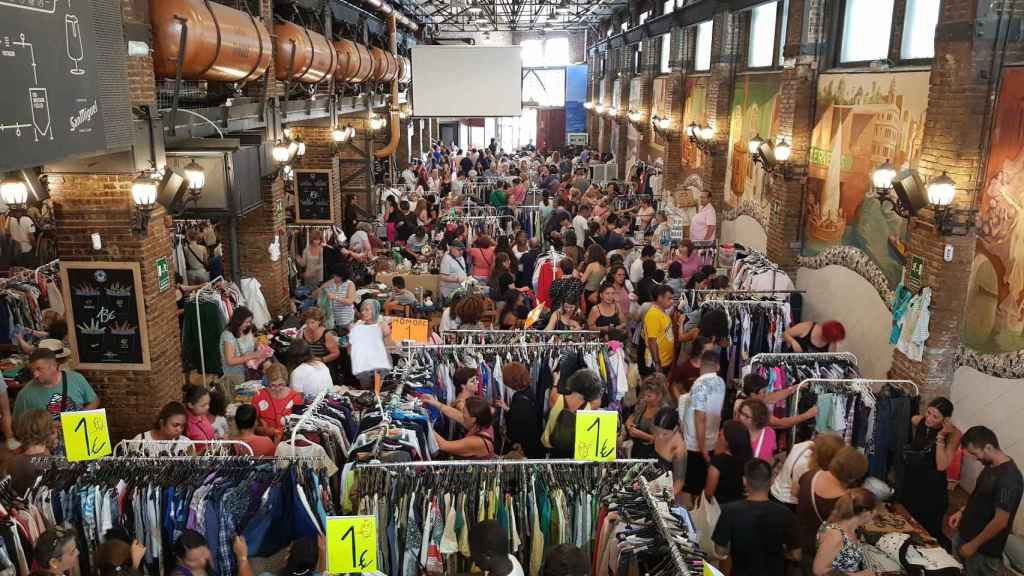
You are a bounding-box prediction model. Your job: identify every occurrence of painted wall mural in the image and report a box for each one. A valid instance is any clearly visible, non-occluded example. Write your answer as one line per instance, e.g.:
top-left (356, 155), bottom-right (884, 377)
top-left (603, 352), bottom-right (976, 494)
top-left (964, 67), bottom-right (1024, 354)
top-left (800, 71), bottom-right (929, 289)
top-left (651, 76), bottom-right (671, 157)
top-left (676, 78), bottom-right (707, 212)
top-left (723, 75), bottom-right (781, 209)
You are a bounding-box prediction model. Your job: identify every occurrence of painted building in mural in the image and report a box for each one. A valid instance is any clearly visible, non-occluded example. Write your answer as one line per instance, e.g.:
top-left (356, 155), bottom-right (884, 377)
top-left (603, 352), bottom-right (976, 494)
top-left (801, 71), bottom-right (929, 289)
top-left (677, 78), bottom-right (707, 214)
top-left (723, 75), bottom-right (781, 209)
top-left (965, 67), bottom-right (1024, 354)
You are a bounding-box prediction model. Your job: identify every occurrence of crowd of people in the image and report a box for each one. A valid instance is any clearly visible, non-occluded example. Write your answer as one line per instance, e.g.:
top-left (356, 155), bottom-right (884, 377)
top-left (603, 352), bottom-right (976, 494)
top-left (0, 143), bottom-right (1020, 576)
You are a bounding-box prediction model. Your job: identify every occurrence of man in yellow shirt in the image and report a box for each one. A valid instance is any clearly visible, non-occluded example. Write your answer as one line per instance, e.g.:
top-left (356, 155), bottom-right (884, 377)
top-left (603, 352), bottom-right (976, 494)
top-left (644, 285), bottom-right (676, 374)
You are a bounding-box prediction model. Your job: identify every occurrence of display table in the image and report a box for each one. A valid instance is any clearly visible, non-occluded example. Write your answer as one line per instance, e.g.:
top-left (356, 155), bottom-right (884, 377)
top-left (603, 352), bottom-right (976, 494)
top-left (862, 503), bottom-right (944, 576)
top-left (376, 271), bottom-right (441, 298)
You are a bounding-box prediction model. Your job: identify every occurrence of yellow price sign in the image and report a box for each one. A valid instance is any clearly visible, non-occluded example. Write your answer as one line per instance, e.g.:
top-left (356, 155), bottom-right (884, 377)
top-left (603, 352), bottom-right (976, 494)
top-left (574, 410), bottom-right (618, 461)
top-left (60, 409), bottom-right (112, 462)
top-left (326, 516), bottom-right (377, 574)
top-left (704, 561), bottom-right (725, 576)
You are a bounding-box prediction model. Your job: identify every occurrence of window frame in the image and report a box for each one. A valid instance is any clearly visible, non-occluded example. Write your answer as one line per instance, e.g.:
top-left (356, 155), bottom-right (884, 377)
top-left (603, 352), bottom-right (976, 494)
top-left (659, 33), bottom-right (672, 74)
top-left (832, 0), bottom-right (936, 69)
top-left (633, 42), bottom-right (643, 75)
top-left (744, 0), bottom-right (785, 70)
top-left (663, 0), bottom-right (674, 16)
top-left (692, 19), bottom-right (713, 73)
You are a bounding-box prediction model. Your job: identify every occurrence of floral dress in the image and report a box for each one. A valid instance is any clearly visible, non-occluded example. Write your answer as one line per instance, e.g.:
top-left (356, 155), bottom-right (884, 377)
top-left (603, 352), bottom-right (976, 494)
top-left (817, 523), bottom-right (865, 573)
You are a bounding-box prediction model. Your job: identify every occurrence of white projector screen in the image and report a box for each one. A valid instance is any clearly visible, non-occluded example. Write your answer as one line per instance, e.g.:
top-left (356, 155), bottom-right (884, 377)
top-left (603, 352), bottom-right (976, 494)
top-left (411, 46), bottom-right (523, 117)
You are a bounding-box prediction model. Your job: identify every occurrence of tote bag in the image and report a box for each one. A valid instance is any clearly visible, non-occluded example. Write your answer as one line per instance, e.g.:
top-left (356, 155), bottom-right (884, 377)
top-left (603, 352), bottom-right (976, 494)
top-left (692, 493), bottom-right (722, 557)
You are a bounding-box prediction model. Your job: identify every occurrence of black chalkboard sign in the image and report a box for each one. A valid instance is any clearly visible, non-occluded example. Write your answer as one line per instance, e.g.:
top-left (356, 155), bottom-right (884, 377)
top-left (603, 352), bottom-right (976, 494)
top-left (60, 261), bottom-right (151, 371)
top-left (0, 0), bottom-right (108, 171)
top-left (294, 169), bottom-right (335, 224)
top-left (373, 158), bottom-right (392, 185)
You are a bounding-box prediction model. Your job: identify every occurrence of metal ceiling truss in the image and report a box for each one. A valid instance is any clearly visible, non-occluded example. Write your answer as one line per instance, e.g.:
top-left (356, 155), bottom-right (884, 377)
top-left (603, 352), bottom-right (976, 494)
top-left (411, 0), bottom-right (623, 33)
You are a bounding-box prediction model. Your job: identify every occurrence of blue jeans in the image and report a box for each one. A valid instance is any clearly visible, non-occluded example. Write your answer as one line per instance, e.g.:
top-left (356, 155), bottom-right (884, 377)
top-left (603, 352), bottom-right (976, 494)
top-left (954, 534), bottom-right (1007, 576)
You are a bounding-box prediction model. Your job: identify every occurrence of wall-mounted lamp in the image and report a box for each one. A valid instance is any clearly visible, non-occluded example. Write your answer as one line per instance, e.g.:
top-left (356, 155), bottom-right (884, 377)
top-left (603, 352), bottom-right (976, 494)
top-left (294, 135), bottom-right (306, 159)
top-left (871, 159), bottom-right (906, 217)
top-left (606, 106), bottom-right (619, 118)
top-left (651, 115), bottom-right (672, 134)
top-left (749, 134), bottom-right (796, 180)
top-left (272, 140), bottom-right (291, 164)
top-left (686, 122), bottom-right (715, 155)
top-left (583, 101), bottom-right (595, 110)
top-left (927, 171), bottom-right (976, 236)
top-left (627, 109), bottom-right (644, 124)
top-left (183, 159), bottom-right (205, 203)
top-left (281, 164), bottom-right (294, 183)
top-left (594, 103), bottom-right (606, 115)
top-left (368, 113), bottom-right (386, 131)
top-left (333, 124), bottom-right (355, 143)
top-left (0, 172), bottom-right (29, 212)
top-left (131, 172), bottom-right (158, 234)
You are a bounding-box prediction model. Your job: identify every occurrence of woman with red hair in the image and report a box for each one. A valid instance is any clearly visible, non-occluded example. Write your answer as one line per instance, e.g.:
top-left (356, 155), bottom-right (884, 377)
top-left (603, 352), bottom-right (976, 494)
top-left (784, 320), bottom-right (846, 353)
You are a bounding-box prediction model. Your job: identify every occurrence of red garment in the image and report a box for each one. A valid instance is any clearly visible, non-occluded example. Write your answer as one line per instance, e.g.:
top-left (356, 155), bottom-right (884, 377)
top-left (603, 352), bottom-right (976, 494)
top-left (252, 388), bottom-right (303, 432)
top-left (236, 433), bottom-right (276, 456)
top-left (536, 260), bottom-right (555, 307)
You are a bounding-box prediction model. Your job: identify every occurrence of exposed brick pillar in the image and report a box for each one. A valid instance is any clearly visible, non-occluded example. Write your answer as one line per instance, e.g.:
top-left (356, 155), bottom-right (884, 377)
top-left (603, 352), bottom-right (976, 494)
top-left (598, 75), bottom-right (613, 155)
top-left (700, 11), bottom-right (740, 233)
top-left (887, 0), bottom-right (1007, 397)
top-left (292, 126), bottom-right (343, 227)
top-left (47, 174), bottom-right (182, 441)
top-left (411, 119), bottom-right (423, 162)
top-left (337, 117), bottom-right (373, 215)
top-left (237, 177), bottom-right (291, 317)
top-left (612, 69), bottom-right (631, 179)
top-left (396, 118), bottom-right (410, 168)
top-left (765, 0), bottom-right (814, 276)
top-left (122, 0), bottom-right (155, 106)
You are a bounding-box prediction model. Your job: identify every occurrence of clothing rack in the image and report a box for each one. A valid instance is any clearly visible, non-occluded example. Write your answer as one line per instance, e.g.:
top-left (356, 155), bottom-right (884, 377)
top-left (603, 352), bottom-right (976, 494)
top-left (639, 476), bottom-right (691, 576)
top-left (354, 458), bottom-right (657, 469)
top-left (113, 438), bottom-right (255, 456)
top-left (0, 258), bottom-right (60, 287)
top-left (289, 387), bottom-right (330, 455)
top-left (749, 351), bottom-right (859, 370)
top-left (440, 328), bottom-right (600, 343)
top-left (191, 275), bottom-right (224, 380)
top-left (797, 378), bottom-right (920, 397)
top-left (401, 341), bottom-right (608, 353)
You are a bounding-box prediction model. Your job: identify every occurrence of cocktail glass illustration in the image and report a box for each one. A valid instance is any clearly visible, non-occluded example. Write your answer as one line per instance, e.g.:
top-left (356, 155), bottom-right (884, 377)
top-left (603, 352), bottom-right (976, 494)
top-left (65, 14), bottom-right (85, 76)
top-left (28, 88), bottom-right (53, 142)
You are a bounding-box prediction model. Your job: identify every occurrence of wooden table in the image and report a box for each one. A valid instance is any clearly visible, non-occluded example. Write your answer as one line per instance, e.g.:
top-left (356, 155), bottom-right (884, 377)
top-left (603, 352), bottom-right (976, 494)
top-left (375, 271), bottom-right (441, 299)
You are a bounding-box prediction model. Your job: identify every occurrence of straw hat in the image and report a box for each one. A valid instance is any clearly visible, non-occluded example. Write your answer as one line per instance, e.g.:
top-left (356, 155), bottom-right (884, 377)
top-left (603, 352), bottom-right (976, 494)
top-left (37, 339), bottom-right (71, 359)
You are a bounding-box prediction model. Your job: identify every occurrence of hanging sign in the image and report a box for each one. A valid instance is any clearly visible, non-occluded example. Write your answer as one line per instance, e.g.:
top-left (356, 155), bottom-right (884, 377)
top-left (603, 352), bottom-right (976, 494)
top-left (575, 410), bottom-right (618, 461)
top-left (326, 516), bottom-right (378, 574)
top-left (60, 409), bottom-right (111, 462)
top-left (156, 257), bottom-right (170, 293)
top-left (294, 169), bottom-right (335, 224)
top-left (390, 317), bottom-right (429, 343)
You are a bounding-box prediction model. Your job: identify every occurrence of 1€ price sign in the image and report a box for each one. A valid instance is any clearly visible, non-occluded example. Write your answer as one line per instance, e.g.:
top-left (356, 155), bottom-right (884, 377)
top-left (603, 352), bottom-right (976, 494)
top-left (60, 409), bottom-right (112, 462)
top-left (326, 516), bottom-right (378, 574)
top-left (574, 410), bottom-right (618, 461)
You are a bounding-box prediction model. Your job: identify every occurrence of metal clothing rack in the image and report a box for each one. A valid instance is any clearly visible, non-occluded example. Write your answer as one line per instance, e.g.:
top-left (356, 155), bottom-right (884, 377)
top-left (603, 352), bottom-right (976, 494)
top-left (401, 341), bottom-right (608, 353)
top-left (639, 476), bottom-right (691, 576)
top-left (749, 351), bottom-right (859, 370)
top-left (189, 275), bottom-right (225, 381)
top-left (113, 438), bottom-right (254, 457)
top-left (355, 458), bottom-right (657, 469)
top-left (1, 259), bottom-right (60, 288)
top-left (288, 387), bottom-right (330, 456)
top-left (440, 328), bottom-right (600, 343)
top-left (797, 378), bottom-right (920, 397)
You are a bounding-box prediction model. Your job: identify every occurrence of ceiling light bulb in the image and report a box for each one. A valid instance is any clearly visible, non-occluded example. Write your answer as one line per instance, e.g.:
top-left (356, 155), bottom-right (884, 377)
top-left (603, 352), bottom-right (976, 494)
top-left (0, 173), bottom-right (28, 207)
top-left (184, 160), bottom-right (206, 191)
top-left (927, 172), bottom-right (956, 207)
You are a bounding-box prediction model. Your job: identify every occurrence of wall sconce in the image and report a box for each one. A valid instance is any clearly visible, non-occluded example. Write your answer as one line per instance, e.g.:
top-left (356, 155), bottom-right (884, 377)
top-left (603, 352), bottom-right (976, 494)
top-left (0, 172), bottom-right (29, 212)
top-left (281, 164), bottom-right (294, 183)
top-left (686, 122), bottom-right (715, 155)
top-left (871, 159), bottom-right (907, 217)
top-left (651, 115), bottom-right (672, 134)
top-left (272, 140), bottom-right (291, 164)
top-left (131, 172), bottom-right (158, 234)
top-left (368, 113), bottom-right (386, 131)
top-left (749, 134), bottom-right (795, 180)
top-left (583, 101), bottom-right (594, 110)
top-left (333, 124), bottom-right (355, 143)
top-left (606, 106), bottom-right (619, 118)
top-left (927, 171), bottom-right (976, 236)
top-left (627, 109), bottom-right (644, 124)
top-left (294, 135), bottom-right (306, 159)
top-left (594, 103), bottom-right (606, 115)
top-left (183, 160), bottom-right (205, 205)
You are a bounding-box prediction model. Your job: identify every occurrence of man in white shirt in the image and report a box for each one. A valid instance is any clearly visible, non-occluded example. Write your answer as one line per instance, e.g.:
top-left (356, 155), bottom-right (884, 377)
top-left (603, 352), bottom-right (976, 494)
top-left (439, 241), bottom-right (468, 300)
top-left (451, 173), bottom-right (466, 196)
top-left (629, 245), bottom-right (657, 285)
top-left (682, 350), bottom-right (725, 499)
top-left (572, 204), bottom-right (590, 248)
top-left (401, 164), bottom-right (418, 189)
top-left (690, 189), bottom-right (717, 241)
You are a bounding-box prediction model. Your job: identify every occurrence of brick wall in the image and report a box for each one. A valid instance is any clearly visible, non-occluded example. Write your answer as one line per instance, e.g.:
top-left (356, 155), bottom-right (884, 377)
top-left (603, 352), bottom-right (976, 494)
top-left (121, 0), bottom-right (155, 105)
top-left (236, 177), bottom-right (291, 318)
top-left (47, 174), bottom-right (182, 441)
top-left (700, 11), bottom-right (740, 216)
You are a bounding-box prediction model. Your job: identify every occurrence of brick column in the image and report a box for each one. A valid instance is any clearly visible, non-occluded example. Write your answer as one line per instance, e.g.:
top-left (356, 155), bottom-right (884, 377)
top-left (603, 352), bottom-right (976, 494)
top-left (122, 0), bottom-right (155, 106)
top-left (48, 174), bottom-right (182, 441)
top-left (397, 118), bottom-right (410, 168)
top-left (612, 64), bottom-right (631, 179)
top-left (598, 74), bottom-right (613, 156)
top-left (765, 0), bottom-right (815, 276)
top-left (887, 0), bottom-right (1013, 397)
top-left (237, 177), bottom-right (291, 317)
top-left (336, 117), bottom-right (373, 215)
top-left (410, 119), bottom-right (423, 162)
top-left (700, 11), bottom-right (740, 228)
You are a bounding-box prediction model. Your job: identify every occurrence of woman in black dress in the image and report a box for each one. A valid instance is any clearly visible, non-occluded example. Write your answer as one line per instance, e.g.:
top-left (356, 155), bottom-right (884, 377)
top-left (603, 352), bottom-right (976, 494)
top-left (900, 396), bottom-right (960, 549)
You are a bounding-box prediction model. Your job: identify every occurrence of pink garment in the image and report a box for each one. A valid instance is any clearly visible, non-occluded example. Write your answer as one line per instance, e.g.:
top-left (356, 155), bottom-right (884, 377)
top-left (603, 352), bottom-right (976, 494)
top-left (185, 413), bottom-right (216, 443)
top-left (467, 246), bottom-right (495, 280)
top-left (678, 252), bottom-right (703, 282)
top-left (690, 203), bottom-right (717, 241)
top-left (752, 427), bottom-right (777, 462)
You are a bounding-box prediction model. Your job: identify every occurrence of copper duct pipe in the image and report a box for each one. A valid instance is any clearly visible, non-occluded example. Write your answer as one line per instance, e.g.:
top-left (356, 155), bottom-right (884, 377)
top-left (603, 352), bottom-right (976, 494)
top-left (374, 13), bottom-right (400, 159)
top-left (363, 0), bottom-right (419, 32)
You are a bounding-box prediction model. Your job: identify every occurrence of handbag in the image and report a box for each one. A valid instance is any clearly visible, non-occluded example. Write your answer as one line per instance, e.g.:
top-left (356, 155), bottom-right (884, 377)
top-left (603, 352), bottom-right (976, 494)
top-left (692, 493), bottom-right (722, 556)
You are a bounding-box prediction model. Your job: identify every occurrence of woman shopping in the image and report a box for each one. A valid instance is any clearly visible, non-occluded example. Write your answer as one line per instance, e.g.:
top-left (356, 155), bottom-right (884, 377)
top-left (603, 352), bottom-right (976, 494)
top-left (625, 375), bottom-right (670, 460)
top-left (813, 488), bottom-right (878, 576)
top-left (295, 230), bottom-right (325, 289)
top-left (431, 397), bottom-right (495, 459)
top-left (900, 397), bottom-right (960, 548)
